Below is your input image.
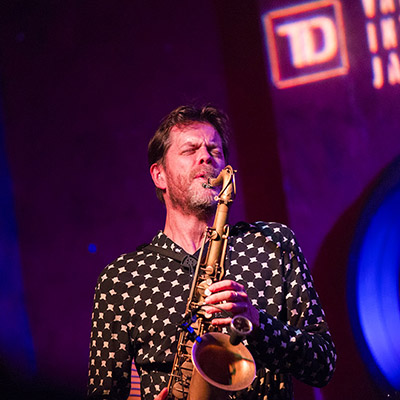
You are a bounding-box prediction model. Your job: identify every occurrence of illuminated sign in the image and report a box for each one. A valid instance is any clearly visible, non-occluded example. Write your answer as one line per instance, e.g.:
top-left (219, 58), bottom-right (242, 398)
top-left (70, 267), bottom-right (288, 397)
top-left (262, 0), bottom-right (349, 88)
top-left (362, 0), bottom-right (400, 88)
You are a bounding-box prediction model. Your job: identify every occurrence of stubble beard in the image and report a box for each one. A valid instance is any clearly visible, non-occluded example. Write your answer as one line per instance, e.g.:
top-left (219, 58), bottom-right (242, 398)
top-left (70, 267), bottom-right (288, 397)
top-left (166, 165), bottom-right (219, 220)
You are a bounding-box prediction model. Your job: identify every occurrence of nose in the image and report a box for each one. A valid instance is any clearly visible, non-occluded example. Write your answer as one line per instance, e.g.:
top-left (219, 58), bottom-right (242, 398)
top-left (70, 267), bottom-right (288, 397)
top-left (198, 145), bottom-right (212, 165)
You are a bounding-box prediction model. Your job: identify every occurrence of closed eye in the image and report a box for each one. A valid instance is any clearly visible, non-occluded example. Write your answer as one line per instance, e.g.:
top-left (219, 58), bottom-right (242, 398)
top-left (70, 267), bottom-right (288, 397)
top-left (209, 147), bottom-right (223, 158)
top-left (181, 147), bottom-right (197, 155)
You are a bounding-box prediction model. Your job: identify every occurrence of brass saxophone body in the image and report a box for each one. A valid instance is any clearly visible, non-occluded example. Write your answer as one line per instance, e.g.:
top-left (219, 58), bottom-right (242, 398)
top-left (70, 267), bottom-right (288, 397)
top-left (167, 166), bottom-right (256, 400)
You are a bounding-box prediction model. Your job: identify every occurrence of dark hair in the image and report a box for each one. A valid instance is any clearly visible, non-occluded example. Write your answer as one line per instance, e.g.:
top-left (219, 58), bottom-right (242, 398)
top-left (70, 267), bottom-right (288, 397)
top-left (148, 105), bottom-right (230, 201)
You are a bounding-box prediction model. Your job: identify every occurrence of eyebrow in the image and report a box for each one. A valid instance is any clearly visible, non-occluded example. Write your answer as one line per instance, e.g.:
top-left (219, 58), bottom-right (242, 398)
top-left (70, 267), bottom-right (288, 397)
top-left (180, 138), bottom-right (221, 148)
top-left (180, 142), bottom-right (222, 155)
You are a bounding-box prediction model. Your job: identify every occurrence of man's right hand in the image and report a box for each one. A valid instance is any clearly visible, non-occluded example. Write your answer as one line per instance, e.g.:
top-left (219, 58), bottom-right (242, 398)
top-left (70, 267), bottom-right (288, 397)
top-left (154, 387), bottom-right (168, 400)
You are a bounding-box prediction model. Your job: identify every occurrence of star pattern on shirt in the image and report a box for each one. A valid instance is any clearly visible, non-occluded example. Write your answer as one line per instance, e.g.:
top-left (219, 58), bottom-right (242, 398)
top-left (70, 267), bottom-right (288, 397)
top-left (88, 222), bottom-right (336, 400)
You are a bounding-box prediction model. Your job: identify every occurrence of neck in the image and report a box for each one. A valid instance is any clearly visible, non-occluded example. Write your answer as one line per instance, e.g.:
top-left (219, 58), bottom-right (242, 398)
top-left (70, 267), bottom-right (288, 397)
top-left (163, 207), bottom-right (214, 254)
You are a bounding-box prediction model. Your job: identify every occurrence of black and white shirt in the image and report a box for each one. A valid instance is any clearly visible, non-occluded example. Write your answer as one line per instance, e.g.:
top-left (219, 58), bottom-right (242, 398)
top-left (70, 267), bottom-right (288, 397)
top-left (88, 222), bottom-right (336, 400)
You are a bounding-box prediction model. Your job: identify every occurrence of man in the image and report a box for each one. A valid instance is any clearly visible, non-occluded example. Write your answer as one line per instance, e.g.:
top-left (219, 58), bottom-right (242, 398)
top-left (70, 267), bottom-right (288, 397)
top-left (88, 105), bottom-right (336, 400)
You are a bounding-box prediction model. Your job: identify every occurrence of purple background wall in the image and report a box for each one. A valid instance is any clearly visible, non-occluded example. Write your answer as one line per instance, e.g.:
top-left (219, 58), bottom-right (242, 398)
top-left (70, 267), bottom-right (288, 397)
top-left (0, 1), bottom-right (399, 399)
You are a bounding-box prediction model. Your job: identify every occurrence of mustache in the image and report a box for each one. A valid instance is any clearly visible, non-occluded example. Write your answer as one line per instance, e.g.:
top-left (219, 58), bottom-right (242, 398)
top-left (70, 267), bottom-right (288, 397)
top-left (190, 165), bottom-right (219, 180)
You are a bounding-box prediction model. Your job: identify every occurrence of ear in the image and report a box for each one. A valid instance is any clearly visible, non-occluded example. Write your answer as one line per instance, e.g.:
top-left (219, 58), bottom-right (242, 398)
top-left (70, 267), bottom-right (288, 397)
top-left (150, 163), bottom-right (167, 190)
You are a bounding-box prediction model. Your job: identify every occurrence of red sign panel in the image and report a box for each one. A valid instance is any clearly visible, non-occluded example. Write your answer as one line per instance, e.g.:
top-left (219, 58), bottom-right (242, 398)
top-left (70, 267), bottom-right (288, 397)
top-left (262, 0), bottom-right (349, 88)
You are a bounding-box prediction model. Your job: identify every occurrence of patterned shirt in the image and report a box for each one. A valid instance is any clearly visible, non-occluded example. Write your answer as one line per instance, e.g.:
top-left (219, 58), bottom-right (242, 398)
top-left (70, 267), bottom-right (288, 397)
top-left (87, 221), bottom-right (336, 400)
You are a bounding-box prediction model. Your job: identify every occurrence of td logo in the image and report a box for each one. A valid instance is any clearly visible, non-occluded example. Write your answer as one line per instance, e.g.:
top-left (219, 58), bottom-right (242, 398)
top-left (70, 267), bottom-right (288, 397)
top-left (262, 0), bottom-right (349, 89)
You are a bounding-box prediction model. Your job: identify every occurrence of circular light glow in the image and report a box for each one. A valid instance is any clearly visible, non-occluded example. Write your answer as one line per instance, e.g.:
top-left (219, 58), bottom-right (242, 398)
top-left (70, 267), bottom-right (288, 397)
top-left (348, 157), bottom-right (400, 391)
top-left (88, 243), bottom-right (97, 253)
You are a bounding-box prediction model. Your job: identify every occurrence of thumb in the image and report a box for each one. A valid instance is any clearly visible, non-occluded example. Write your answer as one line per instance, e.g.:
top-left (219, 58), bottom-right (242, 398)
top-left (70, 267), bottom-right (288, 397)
top-left (154, 387), bottom-right (169, 400)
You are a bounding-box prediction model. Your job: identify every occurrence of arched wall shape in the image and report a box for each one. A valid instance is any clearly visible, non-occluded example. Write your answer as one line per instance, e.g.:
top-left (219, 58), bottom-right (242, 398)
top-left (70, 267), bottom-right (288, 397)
top-left (348, 156), bottom-right (400, 392)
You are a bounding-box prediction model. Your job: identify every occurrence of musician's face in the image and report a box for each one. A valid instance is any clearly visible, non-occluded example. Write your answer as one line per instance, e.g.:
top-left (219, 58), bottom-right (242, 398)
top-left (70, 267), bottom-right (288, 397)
top-left (163, 122), bottom-right (226, 215)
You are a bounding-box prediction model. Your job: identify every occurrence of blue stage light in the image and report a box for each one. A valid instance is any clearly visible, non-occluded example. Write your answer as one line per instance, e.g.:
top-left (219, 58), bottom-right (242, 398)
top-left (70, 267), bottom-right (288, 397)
top-left (348, 157), bottom-right (400, 391)
top-left (88, 243), bottom-right (97, 253)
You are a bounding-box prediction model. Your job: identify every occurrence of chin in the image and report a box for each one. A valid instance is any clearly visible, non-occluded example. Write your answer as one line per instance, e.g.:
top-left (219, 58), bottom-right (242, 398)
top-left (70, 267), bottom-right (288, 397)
top-left (195, 185), bottom-right (217, 200)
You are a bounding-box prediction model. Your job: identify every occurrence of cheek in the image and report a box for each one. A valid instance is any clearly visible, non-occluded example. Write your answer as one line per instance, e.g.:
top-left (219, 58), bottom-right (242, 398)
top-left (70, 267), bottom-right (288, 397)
top-left (215, 157), bottom-right (226, 169)
top-left (167, 152), bottom-right (193, 169)
top-left (165, 157), bottom-right (190, 179)
top-left (166, 165), bottom-right (190, 187)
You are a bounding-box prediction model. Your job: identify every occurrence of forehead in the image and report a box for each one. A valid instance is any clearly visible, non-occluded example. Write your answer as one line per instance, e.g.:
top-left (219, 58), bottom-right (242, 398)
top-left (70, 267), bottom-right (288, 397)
top-left (169, 122), bottom-right (222, 147)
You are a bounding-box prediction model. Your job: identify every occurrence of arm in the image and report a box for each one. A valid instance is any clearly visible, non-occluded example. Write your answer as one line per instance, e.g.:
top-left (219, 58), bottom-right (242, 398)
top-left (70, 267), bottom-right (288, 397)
top-left (205, 224), bottom-right (336, 387)
top-left (88, 265), bottom-right (132, 399)
top-left (247, 226), bottom-right (336, 387)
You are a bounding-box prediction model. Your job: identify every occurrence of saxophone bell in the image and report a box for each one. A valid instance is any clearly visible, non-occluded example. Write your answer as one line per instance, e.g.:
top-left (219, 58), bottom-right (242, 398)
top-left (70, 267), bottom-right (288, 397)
top-left (191, 332), bottom-right (256, 399)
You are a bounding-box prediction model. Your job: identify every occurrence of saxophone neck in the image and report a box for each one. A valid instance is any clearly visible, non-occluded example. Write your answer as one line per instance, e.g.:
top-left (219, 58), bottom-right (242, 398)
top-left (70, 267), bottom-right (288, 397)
top-left (206, 165), bottom-right (236, 206)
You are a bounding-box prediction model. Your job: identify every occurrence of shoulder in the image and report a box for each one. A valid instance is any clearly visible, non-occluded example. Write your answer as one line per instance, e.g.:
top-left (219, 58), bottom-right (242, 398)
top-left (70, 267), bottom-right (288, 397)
top-left (95, 249), bottom-right (148, 287)
top-left (231, 221), bottom-right (298, 251)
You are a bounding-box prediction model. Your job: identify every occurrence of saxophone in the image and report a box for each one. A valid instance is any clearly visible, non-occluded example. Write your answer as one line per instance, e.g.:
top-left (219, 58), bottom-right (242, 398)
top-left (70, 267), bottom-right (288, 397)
top-left (167, 165), bottom-right (256, 400)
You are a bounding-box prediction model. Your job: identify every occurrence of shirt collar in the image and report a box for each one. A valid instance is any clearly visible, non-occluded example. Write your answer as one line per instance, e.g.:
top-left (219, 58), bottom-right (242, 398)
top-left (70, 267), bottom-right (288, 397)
top-left (151, 230), bottom-right (207, 259)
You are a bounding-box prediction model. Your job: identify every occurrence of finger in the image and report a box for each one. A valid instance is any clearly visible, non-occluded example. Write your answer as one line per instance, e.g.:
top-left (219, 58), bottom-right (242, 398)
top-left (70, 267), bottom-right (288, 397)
top-left (204, 301), bottom-right (247, 315)
top-left (205, 290), bottom-right (245, 305)
top-left (204, 290), bottom-right (232, 304)
top-left (211, 316), bottom-right (232, 326)
top-left (154, 387), bottom-right (169, 400)
top-left (208, 280), bottom-right (244, 293)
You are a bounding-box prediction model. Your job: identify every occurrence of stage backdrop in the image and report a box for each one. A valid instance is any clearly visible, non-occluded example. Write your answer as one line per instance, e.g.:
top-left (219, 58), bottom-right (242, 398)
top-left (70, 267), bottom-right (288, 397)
top-left (0, 1), bottom-right (399, 399)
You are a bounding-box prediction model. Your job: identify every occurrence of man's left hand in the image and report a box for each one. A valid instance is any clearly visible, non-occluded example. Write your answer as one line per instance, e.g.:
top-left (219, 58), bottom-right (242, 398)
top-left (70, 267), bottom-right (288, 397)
top-left (204, 280), bottom-right (260, 329)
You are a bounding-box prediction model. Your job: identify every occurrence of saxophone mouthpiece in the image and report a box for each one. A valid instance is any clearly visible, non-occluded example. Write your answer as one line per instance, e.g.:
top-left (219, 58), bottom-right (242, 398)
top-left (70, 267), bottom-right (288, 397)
top-left (202, 180), bottom-right (212, 189)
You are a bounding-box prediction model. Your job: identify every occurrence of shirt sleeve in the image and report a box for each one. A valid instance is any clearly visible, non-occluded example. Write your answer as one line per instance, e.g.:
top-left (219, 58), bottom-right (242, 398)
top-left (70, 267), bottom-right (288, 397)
top-left (247, 225), bottom-right (336, 387)
top-left (87, 263), bottom-right (132, 400)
